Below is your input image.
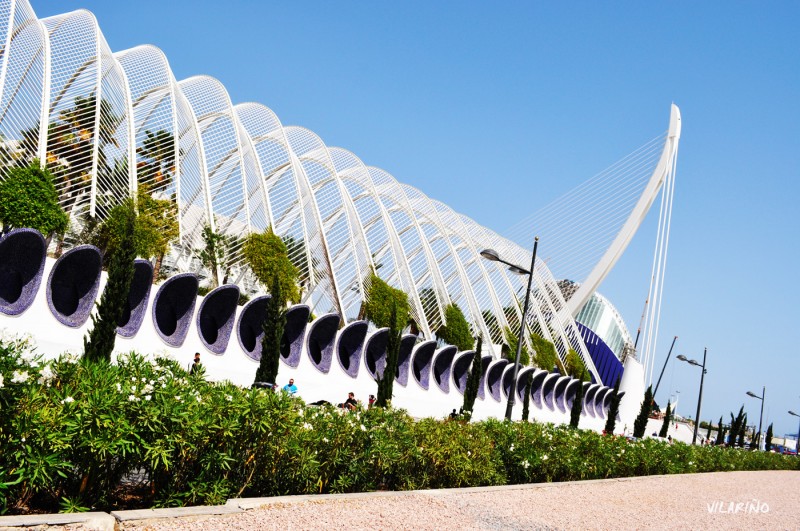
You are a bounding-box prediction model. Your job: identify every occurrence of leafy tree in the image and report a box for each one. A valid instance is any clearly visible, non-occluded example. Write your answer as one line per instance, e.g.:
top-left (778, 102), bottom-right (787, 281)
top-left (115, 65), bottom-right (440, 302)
top-left (659, 401), bottom-right (672, 438)
top-left (565, 349), bottom-right (589, 381)
top-left (436, 303), bottom-right (473, 351)
top-left (135, 185), bottom-right (179, 280)
top-left (633, 385), bottom-right (654, 438)
top-left (716, 416), bottom-right (725, 446)
top-left (480, 310), bottom-right (504, 343)
top-left (501, 327), bottom-right (530, 366)
top-left (376, 303), bottom-right (401, 408)
top-left (361, 271), bottom-right (410, 330)
top-left (82, 201), bottom-right (137, 363)
top-left (243, 227), bottom-right (299, 306)
top-left (254, 274), bottom-right (286, 385)
top-left (461, 337), bottom-right (483, 420)
top-left (604, 378), bottom-right (621, 434)
top-left (706, 420), bottom-right (713, 441)
top-left (530, 333), bottom-right (559, 372)
top-left (521, 371), bottom-right (532, 422)
top-left (765, 423), bottom-right (773, 452)
top-left (729, 406), bottom-right (746, 446)
top-left (570, 372), bottom-right (586, 428)
top-left (196, 223), bottom-right (237, 288)
top-left (136, 130), bottom-right (176, 193)
top-left (0, 161), bottom-right (68, 238)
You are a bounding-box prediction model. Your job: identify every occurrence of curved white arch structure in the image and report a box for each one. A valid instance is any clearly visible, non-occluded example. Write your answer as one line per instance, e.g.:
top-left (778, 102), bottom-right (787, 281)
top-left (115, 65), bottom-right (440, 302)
top-left (0, 0), bottom-right (682, 388)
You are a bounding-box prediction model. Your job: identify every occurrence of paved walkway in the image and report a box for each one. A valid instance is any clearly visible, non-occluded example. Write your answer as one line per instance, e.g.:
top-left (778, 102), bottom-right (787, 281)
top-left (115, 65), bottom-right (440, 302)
top-left (2, 471), bottom-right (798, 530)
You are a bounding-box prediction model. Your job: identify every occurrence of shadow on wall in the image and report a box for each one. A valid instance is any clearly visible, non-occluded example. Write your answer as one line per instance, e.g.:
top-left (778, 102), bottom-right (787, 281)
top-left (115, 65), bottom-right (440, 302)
top-left (0, 228), bottom-right (46, 316)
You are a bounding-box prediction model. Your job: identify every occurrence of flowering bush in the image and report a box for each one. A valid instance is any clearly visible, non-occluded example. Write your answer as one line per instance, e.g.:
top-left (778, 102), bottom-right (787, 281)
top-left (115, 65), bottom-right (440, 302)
top-left (1, 332), bottom-right (798, 514)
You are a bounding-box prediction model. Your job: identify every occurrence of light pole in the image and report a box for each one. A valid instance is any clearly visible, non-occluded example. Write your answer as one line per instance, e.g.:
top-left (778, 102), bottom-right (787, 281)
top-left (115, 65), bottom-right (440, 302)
top-left (480, 237), bottom-right (538, 421)
top-left (788, 410), bottom-right (800, 455)
top-left (676, 347), bottom-right (707, 445)
top-left (745, 386), bottom-right (765, 450)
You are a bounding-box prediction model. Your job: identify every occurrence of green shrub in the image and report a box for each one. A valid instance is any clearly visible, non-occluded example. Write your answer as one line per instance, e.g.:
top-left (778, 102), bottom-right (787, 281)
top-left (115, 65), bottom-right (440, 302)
top-left (0, 333), bottom-right (797, 514)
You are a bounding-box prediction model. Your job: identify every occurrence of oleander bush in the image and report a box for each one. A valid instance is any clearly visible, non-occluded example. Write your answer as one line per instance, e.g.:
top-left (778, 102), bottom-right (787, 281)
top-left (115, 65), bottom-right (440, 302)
top-left (1, 332), bottom-right (798, 514)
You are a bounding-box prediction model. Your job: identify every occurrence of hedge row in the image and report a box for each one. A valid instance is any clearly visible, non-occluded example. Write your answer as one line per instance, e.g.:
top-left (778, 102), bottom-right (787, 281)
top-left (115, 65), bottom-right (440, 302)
top-left (1, 334), bottom-right (797, 514)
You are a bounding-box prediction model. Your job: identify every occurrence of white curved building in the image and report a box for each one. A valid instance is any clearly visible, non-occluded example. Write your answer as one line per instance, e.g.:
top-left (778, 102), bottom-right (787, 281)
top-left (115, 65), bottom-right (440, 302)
top-left (0, 0), bottom-right (680, 402)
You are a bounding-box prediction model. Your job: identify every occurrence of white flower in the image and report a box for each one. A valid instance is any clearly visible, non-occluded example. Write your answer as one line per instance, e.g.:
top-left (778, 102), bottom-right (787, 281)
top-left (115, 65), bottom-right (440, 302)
top-left (360, 424), bottom-right (367, 432)
top-left (467, 451), bottom-right (472, 456)
top-left (11, 370), bottom-right (29, 384)
top-left (175, 395), bottom-right (182, 402)
top-left (541, 454), bottom-right (549, 461)
top-left (21, 437), bottom-right (25, 442)
top-left (143, 384), bottom-right (154, 394)
top-left (522, 459), bottom-right (530, 469)
top-left (39, 366), bottom-right (54, 380)
top-left (303, 423), bottom-right (313, 430)
top-left (226, 395), bottom-right (233, 401)
top-left (141, 377), bottom-right (147, 383)
top-left (116, 383), bottom-right (122, 392)
top-left (195, 395), bottom-right (202, 403)
top-left (61, 396), bottom-right (74, 404)
top-left (509, 444), bottom-right (515, 451)
top-left (144, 395), bottom-right (152, 401)
top-left (0, 373), bottom-right (4, 388)
top-left (128, 394), bottom-right (138, 402)
top-left (322, 437), bottom-right (329, 443)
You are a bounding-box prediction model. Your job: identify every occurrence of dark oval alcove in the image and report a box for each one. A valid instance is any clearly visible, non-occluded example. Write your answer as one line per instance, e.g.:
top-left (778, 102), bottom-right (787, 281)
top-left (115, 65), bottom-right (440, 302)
top-left (432, 345), bottom-right (457, 393)
top-left (47, 245), bottom-right (102, 328)
top-left (0, 228), bottom-right (46, 316)
top-left (451, 351), bottom-right (475, 395)
top-left (336, 320), bottom-right (368, 378)
top-left (486, 359), bottom-right (510, 402)
top-left (306, 313), bottom-right (339, 374)
top-left (237, 295), bottom-right (271, 361)
top-left (152, 273), bottom-right (198, 347)
top-left (411, 340), bottom-right (436, 390)
top-left (364, 327), bottom-right (388, 379)
top-left (196, 284), bottom-right (240, 354)
top-left (117, 259), bottom-right (153, 337)
top-left (395, 334), bottom-right (417, 386)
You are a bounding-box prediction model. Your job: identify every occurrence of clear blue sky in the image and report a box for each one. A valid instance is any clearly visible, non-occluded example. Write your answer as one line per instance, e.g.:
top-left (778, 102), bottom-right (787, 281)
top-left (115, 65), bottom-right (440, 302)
top-left (36, 0), bottom-right (800, 437)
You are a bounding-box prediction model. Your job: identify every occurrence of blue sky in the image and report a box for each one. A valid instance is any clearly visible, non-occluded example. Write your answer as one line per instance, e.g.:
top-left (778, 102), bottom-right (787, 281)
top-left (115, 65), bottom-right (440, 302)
top-left (36, 0), bottom-right (800, 436)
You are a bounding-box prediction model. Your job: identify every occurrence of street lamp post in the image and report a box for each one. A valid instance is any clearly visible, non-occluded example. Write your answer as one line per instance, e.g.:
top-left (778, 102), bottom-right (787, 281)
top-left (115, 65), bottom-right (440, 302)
top-left (746, 386), bottom-right (766, 450)
top-left (480, 237), bottom-right (539, 421)
top-left (676, 347), bottom-right (707, 445)
top-left (788, 410), bottom-right (800, 455)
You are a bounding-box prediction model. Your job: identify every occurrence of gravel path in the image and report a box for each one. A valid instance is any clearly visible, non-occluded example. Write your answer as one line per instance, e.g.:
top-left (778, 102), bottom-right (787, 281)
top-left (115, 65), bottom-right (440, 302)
top-left (120, 471), bottom-right (799, 530)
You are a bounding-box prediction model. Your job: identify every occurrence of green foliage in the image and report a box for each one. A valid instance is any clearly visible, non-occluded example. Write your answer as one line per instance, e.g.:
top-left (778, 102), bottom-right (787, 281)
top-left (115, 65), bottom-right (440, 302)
top-left (461, 337), bottom-right (482, 419)
top-left (376, 304), bottom-right (401, 408)
top-left (361, 272), bottom-right (410, 330)
top-left (243, 227), bottom-right (300, 306)
top-left (569, 374), bottom-right (585, 428)
top-left (480, 310), bottom-right (504, 344)
top-left (136, 130), bottom-right (175, 192)
top-left (604, 378), bottom-right (621, 434)
top-left (0, 161), bottom-right (68, 237)
top-left (83, 201), bottom-right (137, 364)
top-left (196, 224), bottom-right (229, 288)
top-left (564, 349), bottom-right (589, 381)
top-left (436, 304), bottom-right (473, 351)
top-left (254, 274), bottom-right (286, 385)
top-left (633, 386), bottom-right (654, 438)
top-left (729, 406), bottom-right (746, 447)
top-left (135, 185), bottom-right (179, 259)
top-left (529, 333), bottom-right (559, 372)
top-left (1, 334), bottom-right (798, 514)
top-left (659, 401), bottom-right (672, 438)
top-left (501, 327), bottom-right (529, 366)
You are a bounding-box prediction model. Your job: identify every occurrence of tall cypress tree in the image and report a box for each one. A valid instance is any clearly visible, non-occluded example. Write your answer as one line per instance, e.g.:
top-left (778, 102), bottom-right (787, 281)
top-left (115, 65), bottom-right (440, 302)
top-left (765, 423), bottom-right (773, 452)
top-left (604, 377), bottom-right (621, 434)
top-left (521, 371), bottom-right (532, 422)
top-left (737, 413), bottom-right (748, 448)
top-left (461, 336), bottom-right (483, 420)
top-left (376, 304), bottom-right (400, 408)
top-left (633, 385), bottom-right (653, 438)
top-left (569, 372), bottom-right (585, 428)
top-left (83, 200), bottom-right (137, 363)
top-left (659, 401), bottom-right (672, 438)
top-left (706, 420), bottom-right (713, 441)
top-left (254, 274), bottom-right (286, 385)
top-left (715, 416), bottom-right (724, 445)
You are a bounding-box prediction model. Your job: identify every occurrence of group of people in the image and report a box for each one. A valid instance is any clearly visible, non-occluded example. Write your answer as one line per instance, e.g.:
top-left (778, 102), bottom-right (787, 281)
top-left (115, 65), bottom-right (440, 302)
top-left (189, 353), bottom-right (376, 411)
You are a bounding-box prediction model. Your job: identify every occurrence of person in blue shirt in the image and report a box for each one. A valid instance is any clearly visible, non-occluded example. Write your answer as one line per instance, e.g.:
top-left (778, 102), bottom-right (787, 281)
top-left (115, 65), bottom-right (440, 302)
top-left (282, 378), bottom-right (298, 395)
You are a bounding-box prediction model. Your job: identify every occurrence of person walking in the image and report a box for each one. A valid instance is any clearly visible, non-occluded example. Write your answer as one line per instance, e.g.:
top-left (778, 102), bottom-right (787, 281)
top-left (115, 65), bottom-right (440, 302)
top-left (190, 352), bottom-right (202, 375)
